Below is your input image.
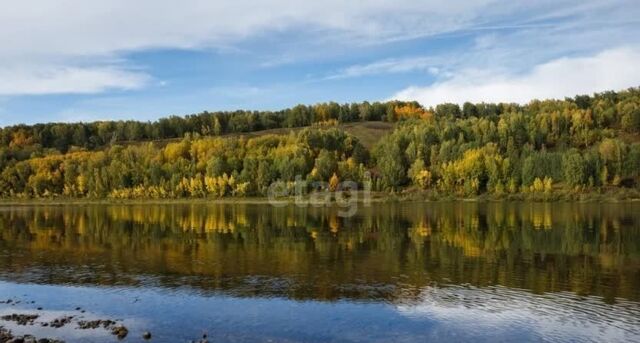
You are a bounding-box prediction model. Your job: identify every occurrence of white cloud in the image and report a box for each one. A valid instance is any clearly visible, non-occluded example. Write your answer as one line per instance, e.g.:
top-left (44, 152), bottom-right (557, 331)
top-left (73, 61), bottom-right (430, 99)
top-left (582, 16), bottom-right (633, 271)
top-left (0, 65), bottom-right (149, 95)
top-left (326, 56), bottom-right (444, 80)
top-left (392, 47), bottom-right (640, 106)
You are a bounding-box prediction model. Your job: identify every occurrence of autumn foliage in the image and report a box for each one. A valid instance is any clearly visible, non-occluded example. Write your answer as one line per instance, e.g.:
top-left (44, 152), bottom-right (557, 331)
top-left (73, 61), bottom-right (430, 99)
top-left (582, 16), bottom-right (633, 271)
top-left (0, 89), bottom-right (639, 198)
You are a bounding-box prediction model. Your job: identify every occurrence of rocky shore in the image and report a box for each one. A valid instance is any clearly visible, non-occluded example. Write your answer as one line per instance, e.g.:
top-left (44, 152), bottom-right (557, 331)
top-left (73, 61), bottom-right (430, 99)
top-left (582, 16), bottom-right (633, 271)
top-left (1, 297), bottom-right (215, 342)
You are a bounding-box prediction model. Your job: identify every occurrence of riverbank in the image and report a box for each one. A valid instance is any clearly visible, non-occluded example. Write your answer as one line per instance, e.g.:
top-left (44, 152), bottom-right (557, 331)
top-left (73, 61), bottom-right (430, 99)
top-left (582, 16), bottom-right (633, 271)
top-left (0, 188), bottom-right (639, 206)
top-left (395, 187), bottom-right (640, 203)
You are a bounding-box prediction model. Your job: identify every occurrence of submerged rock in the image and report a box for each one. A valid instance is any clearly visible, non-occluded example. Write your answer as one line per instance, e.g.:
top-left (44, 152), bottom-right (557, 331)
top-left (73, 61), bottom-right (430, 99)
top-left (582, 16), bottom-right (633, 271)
top-left (189, 333), bottom-right (209, 343)
top-left (0, 326), bottom-right (64, 343)
top-left (47, 317), bottom-right (73, 329)
top-left (110, 325), bottom-right (128, 340)
top-left (76, 320), bottom-right (115, 330)
top-left (77, 319), bottom-right (127, 339)
top-left (1, 326), bottom-right (13, 341)
top-left (142, 331), bottom-right (152, 340)
top-left (1, 314), bottom-right (39, 326)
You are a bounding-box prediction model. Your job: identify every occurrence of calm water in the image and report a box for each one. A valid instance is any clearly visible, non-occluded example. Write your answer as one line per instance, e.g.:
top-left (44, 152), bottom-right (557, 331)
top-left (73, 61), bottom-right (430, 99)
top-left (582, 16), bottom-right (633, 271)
top-left (0, 202), bottom-right (639, 342)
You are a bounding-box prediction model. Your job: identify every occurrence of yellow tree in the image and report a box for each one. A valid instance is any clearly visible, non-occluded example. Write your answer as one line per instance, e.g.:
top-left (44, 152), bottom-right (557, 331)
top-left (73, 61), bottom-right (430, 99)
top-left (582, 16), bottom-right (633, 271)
top-left (329, 173), bottom-right (340, 192)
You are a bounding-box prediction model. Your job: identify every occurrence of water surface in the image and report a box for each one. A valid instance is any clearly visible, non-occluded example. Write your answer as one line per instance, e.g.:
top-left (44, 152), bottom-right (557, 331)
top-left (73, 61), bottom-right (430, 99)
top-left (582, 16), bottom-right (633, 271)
top-left (0, 202), bottom-right (639, 342)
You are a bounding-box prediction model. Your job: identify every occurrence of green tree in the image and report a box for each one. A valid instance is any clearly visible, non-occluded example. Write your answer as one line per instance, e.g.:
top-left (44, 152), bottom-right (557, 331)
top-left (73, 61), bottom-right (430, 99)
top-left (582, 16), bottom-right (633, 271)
top-left (563, 151), bottom-right (587, 187)
top-left (313, 150), bottom-right (338, 181)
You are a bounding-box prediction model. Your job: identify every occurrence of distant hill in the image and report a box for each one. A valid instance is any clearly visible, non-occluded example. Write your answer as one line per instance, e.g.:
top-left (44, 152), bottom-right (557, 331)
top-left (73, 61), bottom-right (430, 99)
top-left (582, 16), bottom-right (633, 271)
top-left (0, 88), bottom-right (639, 200)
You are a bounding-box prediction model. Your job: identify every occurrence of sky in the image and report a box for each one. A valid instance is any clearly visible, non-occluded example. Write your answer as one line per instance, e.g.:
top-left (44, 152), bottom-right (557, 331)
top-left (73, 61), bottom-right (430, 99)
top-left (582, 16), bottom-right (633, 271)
top-left (0, 0), bottom-right (639, 126)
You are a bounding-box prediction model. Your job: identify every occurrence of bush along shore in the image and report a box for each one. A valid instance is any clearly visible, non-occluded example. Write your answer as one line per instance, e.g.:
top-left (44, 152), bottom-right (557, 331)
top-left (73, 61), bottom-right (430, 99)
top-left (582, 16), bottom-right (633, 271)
top-left (0, 89), bottom-right (639, 201)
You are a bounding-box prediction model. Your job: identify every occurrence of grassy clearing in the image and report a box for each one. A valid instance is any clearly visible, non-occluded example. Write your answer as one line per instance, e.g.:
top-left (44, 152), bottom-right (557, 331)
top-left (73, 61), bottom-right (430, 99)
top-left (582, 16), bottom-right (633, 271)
top-left (120, 121), bottom-right (394, 150)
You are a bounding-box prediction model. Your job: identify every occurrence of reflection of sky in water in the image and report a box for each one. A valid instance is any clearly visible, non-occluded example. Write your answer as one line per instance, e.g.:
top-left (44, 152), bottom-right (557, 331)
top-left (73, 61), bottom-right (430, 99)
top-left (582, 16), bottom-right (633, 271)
top-left (2, 281), bottom-right (639, 343)
top-left (395, 285), bottom-right (640, 343)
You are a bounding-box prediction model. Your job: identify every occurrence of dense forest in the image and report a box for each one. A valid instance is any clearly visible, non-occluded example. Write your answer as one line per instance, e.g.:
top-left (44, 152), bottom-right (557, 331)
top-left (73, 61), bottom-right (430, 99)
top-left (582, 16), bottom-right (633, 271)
top-left (0, 88), bottom-right (639, 199)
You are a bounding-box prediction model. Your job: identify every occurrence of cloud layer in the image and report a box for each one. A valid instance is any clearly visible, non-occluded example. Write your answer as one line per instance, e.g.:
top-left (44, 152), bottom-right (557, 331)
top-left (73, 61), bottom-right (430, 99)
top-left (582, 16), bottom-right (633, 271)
top-left (392, 47), bottom-right (640, 106)
top-left (2, 0), bottom-right (627, 96)
top-left (0, 0), bottom-right (505, 95)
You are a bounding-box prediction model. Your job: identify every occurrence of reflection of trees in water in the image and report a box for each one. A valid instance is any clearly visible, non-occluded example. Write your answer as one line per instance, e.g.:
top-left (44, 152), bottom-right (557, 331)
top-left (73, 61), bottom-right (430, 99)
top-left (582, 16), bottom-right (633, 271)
top-left (0, 203), bottom-right (638, 302)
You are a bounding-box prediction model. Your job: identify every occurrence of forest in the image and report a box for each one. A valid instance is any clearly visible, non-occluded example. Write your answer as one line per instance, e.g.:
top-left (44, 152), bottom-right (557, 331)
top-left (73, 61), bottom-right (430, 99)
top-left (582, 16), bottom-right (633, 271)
top-left (0, 88), bottom-right (639, 200)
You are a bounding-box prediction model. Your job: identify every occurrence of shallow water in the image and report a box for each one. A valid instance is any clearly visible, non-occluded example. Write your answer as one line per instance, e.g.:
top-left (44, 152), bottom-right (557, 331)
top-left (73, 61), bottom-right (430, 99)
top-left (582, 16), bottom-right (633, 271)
top-left (0, 202), bottom-right (639, 342)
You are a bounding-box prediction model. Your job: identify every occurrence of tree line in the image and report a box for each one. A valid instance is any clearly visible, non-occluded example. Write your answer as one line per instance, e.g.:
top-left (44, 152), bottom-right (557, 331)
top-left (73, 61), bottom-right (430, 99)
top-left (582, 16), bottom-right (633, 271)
top-left (0, 88), bottom-right (639, 199)
top-left (0, 101), bottom-right (421, 154)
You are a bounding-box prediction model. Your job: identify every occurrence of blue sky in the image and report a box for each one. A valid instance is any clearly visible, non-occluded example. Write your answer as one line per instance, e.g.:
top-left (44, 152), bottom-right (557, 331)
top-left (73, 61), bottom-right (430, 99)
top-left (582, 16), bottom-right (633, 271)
top-left (1, 0), bottom-right (639, 126)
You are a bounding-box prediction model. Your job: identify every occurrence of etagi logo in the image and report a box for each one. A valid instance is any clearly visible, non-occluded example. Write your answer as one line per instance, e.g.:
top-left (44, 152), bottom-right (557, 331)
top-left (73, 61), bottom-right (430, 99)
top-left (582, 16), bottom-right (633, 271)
top-left (267, 173), bottom-right (372, 217)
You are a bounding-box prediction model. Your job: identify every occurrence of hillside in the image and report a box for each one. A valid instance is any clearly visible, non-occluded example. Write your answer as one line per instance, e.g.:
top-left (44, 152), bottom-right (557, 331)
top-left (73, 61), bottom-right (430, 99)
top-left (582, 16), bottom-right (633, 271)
top-left (120, 121), bottom-right (394, 150)
top-left (0, 89), bottom-right (639, 200)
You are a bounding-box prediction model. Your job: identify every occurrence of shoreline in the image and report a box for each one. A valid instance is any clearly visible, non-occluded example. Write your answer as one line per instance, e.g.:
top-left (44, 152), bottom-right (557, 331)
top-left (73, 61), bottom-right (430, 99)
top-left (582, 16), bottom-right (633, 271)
top-left (0, 191), bottom-right (639, 206)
